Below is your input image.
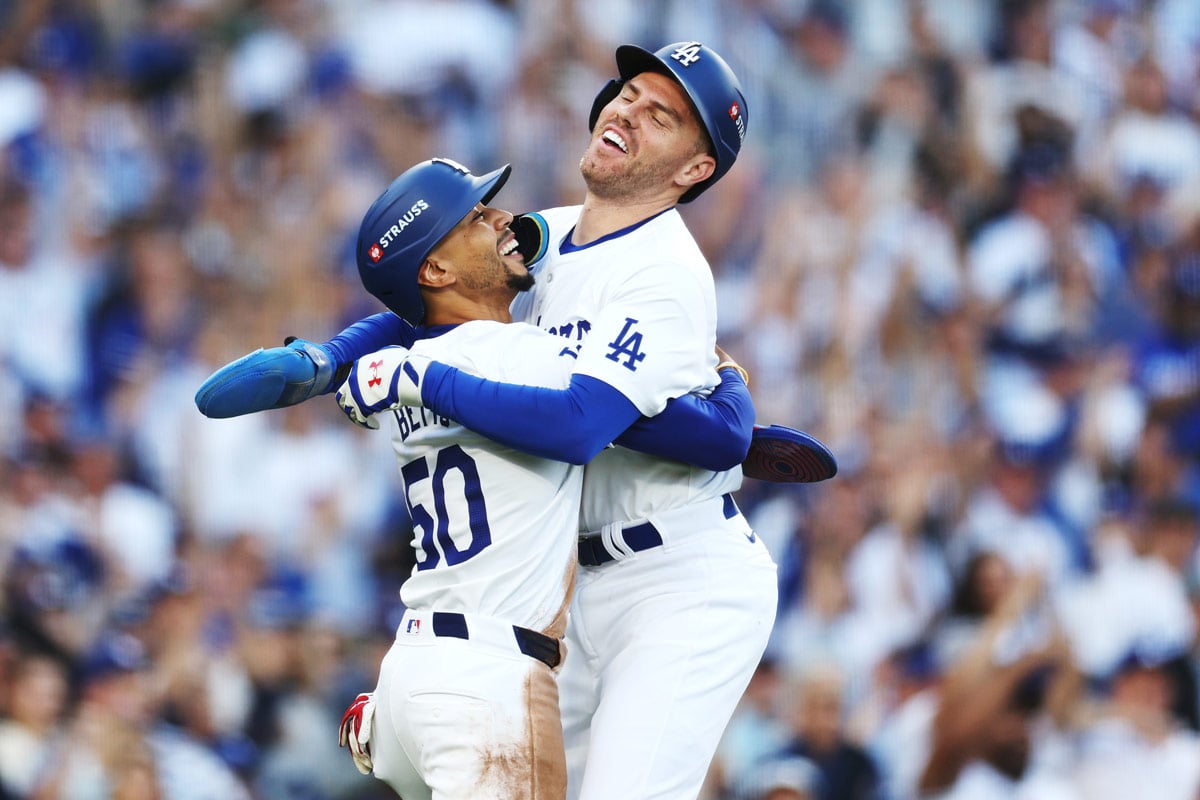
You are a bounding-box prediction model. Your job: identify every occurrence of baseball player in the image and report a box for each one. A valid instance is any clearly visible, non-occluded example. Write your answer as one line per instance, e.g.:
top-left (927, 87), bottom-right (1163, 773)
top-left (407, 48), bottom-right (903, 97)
top-left (339, 158), bottom-right (574, 800)
top-left (202, 156), bottom-right (761, 800)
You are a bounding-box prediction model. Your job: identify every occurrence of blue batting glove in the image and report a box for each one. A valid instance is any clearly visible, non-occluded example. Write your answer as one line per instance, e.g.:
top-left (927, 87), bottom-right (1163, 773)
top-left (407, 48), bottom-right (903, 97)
top-left (195, 339), bottom-right (338, 418)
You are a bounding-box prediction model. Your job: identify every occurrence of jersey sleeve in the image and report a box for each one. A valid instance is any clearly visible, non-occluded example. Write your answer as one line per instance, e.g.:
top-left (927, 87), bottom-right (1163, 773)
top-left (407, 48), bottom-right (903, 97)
top-left (571, 260), bottom-right (712, 417)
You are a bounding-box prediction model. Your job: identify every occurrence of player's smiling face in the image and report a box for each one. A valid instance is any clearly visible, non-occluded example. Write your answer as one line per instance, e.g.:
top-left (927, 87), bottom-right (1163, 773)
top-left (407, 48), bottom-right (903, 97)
top-left (581, 71), bottom-right (715, 202)
top-left (430, 204), bottom-right (534, 298)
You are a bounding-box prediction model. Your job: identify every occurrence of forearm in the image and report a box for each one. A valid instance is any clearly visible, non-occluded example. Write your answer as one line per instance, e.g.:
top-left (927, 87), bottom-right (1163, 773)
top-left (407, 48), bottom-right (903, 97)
top-left (321, 312), bottom-right (416, 384)
top-left (615, 370), bottom-right (754, 470)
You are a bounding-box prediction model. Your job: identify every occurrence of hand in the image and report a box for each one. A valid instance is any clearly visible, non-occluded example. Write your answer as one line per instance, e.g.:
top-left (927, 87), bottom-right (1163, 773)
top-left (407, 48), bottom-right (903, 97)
top-left (195, 338), bottom-right (337, 418)
top-left (335, 346), bottom-right (430, 429)
top-left (338, 692), bottom-right (376, 774)
top-left (714, 344), bottom-right (749, 386)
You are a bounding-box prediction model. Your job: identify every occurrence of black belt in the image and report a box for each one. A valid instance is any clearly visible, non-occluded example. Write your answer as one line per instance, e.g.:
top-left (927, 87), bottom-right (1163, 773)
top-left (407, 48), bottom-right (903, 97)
top-left (577, 521), bottom-right (662, 566)
top-left (431, 611), bottom-right (561, 669)
top-left (577, 494), bottom-right (740, 567)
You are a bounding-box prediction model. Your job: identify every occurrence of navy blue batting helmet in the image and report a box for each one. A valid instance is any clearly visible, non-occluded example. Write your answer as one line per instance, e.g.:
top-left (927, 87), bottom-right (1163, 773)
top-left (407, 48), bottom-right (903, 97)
top-left (357, 158), bottom-right (511, 324)
top-left (588, 41), bottom-right (748, 203)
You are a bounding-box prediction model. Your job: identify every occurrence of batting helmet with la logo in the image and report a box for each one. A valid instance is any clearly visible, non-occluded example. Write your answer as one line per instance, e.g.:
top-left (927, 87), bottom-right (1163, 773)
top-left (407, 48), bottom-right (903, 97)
top-left (588, 41), bottom-right (749, 203)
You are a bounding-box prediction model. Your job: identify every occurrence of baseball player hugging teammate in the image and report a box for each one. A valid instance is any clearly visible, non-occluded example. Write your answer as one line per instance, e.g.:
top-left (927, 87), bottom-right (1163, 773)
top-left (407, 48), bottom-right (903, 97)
top-left (197, 40), bottom-right (837, 800)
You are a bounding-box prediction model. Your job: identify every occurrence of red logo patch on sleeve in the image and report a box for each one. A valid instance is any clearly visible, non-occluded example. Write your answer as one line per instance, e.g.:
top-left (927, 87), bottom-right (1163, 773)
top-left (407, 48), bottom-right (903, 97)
top-left (728, 102), bottom-right (740, 120)
top-left (368, 243), bottom-right (383, 263)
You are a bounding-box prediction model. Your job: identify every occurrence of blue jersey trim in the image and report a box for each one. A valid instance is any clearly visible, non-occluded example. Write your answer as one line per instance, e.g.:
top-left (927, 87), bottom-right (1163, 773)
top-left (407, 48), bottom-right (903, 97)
top-left (559, 208), bottom-right (674, 254)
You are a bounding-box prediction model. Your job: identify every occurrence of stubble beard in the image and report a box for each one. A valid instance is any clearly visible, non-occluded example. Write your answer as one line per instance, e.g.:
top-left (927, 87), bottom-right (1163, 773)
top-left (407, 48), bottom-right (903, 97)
top-left (579, 147), bottom-right (680, 202)
top-left (458, 251), bottom-right (534, 296)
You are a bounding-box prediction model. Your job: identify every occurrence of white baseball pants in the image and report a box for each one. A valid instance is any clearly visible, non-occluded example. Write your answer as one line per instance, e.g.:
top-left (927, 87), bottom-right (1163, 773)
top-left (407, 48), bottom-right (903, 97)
top-left (561, 495), bottom-right (779, 799)
top-left (370, 609), bottom-right (566, 800)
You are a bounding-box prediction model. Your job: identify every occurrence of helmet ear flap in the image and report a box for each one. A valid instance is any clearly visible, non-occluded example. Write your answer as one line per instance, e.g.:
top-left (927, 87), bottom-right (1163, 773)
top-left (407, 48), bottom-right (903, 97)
top-left (588, 79), bottom-right (624, 132)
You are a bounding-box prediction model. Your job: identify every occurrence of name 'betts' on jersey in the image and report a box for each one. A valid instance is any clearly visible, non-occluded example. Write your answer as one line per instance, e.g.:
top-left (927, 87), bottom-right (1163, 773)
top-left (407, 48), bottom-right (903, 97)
top-left (388, 321), bottom-right (582, 637)
top-left (509, 206), bottom-right (741, 532)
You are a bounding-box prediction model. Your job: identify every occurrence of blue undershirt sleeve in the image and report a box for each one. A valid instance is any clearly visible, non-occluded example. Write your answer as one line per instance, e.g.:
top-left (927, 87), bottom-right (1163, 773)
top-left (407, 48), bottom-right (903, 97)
top-left (613, 370), bottom-right (754, 471)
top-left (420, 366), bottom-right (641, 465)
top-left (322, 313), bottom-right (416, 375)
top-left (420, 364), bottom-right (754, 470)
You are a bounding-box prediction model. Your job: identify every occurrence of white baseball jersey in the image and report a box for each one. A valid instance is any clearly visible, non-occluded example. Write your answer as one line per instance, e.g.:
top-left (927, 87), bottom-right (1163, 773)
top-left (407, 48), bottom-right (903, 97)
top-left (509, 205), bottom-right (742, 531)
top-left (388, 320), bottom-right (581, 634)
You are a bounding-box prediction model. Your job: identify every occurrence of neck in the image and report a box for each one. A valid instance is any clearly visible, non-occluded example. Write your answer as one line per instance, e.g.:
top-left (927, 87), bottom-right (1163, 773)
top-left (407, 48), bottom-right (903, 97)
top-left (425, 296), bottom-right (513, 326)
top-left (572, 192), bottom-right (677, 246)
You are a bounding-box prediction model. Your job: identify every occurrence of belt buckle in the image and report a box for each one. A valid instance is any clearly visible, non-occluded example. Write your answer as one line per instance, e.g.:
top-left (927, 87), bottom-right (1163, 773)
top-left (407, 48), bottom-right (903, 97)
top-left (577, 534), bottom-right (608, 567)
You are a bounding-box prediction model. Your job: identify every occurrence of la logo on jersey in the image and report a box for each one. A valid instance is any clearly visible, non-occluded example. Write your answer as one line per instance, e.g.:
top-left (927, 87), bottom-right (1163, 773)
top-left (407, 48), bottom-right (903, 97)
top-left (605, 317), bottom-right (647, 372)
top-left (670, 42), bottom-right (703, 67)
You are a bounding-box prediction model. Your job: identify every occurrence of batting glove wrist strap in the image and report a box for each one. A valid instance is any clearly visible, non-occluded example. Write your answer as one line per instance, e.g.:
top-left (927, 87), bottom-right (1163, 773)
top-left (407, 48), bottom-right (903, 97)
top-left (338, 692), bottom-right (375, 774)
top-left (279, 338), bottom-right (337, 404)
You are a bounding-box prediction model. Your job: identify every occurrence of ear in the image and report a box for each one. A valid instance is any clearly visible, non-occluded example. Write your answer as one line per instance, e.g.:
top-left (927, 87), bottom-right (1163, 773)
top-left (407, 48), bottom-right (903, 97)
top-left (676, 152), bottom-right (716, 194)
top-left (417, 258), bottom-right (456, 289)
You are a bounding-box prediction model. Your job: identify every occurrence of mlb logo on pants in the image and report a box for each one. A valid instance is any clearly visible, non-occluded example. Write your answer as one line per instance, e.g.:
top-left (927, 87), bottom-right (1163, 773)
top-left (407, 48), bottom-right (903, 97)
top-left (406, 619), bottom-right (420, 635)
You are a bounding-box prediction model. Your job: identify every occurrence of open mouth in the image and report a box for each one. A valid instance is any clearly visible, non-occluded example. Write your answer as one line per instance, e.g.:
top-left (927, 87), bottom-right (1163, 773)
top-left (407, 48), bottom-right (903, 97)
top-left (499, 235), bottom-right (521, 259)
top-left (601, 128), bottom-right (628, 154)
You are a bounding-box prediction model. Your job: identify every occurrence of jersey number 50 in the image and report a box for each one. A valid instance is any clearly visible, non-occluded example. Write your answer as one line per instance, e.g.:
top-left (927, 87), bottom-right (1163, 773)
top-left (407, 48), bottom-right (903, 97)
top-left (401, 445), bottom-right (493, 571)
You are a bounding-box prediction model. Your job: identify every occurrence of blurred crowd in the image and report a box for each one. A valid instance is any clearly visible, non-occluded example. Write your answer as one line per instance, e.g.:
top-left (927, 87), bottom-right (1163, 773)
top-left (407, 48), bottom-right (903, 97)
top-left (0, 0), bottom-right (1199, 798)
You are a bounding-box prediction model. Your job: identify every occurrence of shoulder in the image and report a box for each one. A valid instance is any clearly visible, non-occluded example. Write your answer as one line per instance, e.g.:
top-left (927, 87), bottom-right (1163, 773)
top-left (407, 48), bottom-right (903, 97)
top-left (417, 321), bottom-right (568, 381)
top-left (603, 211), bottom-right (711, 279)
top-left (422, 320), bottom-right (551, 356)
top-left (535, 205), bottom-right (582, 235)
top-left (645, 212), bottom-right (710, 273)
top-left (412, 321), bottom-right (504, 364)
